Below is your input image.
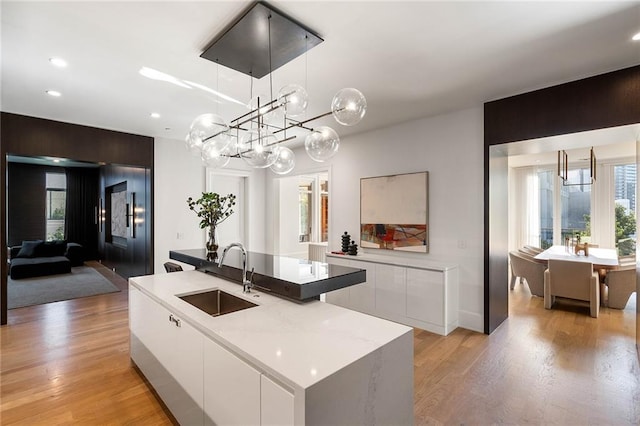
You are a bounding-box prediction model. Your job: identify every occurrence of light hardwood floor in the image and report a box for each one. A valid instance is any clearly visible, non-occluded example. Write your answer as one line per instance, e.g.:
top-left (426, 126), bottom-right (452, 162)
top-left (1, 263), bottom-right (639, 425)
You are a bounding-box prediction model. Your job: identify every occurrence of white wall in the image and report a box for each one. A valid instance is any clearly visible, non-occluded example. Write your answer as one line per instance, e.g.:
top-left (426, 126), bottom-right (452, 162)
top-left (155, 107), bottom-right (484, 331)
top-left (206, 159), bottom-right (268, 253)
top-left (277, 176), bottom-right (307, 258)
top-left (154, 137), bottom-right (206, 272)
top-left (265, 107), bottom-right (485, 332)
top-left (154, 139), bottom-right (268, 273)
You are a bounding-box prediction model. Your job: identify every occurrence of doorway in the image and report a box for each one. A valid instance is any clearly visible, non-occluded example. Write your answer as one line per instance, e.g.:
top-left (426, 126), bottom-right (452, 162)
top-left (206, 169), bottom-right (248, 249)
top-left (274, 171), bottom-right (329, 259)
top-left (503, 126), bottom-right (638, 321)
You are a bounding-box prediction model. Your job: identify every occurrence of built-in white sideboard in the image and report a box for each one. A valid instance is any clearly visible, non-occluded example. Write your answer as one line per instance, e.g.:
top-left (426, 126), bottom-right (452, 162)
top-left (325, 253), bottom-right (459, 336)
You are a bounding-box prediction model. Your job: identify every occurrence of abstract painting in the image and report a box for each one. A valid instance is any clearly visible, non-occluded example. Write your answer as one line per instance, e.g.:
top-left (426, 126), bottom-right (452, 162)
top-left (111, 190), bottom-right (127, 238)
top-left (360, 171), bottom-right (428, 252)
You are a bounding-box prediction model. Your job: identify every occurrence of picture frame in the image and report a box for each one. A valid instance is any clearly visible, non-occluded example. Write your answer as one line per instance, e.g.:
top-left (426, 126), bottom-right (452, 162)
top-left (360, 171), bottom-right (429, 253)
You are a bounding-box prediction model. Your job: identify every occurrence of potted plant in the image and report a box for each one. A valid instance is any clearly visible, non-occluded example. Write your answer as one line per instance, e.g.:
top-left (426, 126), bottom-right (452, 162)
top-left (187, 192), bottom-right (236, 254)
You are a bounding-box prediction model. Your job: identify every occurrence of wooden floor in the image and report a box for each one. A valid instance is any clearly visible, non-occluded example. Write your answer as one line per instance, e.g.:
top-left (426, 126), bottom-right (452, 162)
top-left (1, 263), bottom-right (639, 425)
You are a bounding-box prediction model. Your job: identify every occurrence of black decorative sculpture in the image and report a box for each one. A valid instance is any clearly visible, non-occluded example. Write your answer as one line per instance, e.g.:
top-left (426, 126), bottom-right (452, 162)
top-left (341, 232), bottom-right (351, 253)
top-left (348, 240), bottom-right (358, 256)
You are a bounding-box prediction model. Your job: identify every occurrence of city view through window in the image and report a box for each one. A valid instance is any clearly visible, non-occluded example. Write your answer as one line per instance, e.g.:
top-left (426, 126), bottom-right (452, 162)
top-left (537, 163), bottom-right (636, 255)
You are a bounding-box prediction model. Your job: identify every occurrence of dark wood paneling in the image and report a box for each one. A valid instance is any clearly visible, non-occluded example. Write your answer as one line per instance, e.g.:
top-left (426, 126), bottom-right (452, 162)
top-left (1, 148), bottom-right (6, 325)
top-left (1, 113), bottom-right (154, 325)
top-left (1, 113), bottom-right (153, 168)
top-left (484, 64), bottom-right (640, 336)
top-left (485, 147), bottom-right (509, 333)
top-left (99, 165), bottom-right (151, 279)
top-left (485, 65), bottom-right (640, 146)
top-left (7, 163), bottom-right (47, 246)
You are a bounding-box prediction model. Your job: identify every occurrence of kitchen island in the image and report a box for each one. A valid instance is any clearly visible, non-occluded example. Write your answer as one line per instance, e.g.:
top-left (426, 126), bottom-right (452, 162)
top-left (170, 248), bottom-right (367, 301)
top-left (130, 270), bottom-right (414, 425)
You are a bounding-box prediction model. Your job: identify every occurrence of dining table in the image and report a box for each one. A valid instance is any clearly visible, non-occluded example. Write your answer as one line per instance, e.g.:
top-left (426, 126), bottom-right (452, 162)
top-left (533, 245), bottom-right (620, 305)
top-left (533, 245), bottom-right (619, 269)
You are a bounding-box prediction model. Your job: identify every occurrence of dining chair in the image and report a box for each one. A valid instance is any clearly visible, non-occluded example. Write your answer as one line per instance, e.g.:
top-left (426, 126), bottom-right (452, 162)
top-left (164, 262), bottom-right (183, 273)
top-left (544, 259), bottom-right (599, 318)
top-left (618, 255), bottom-right (636, 268)
top-left (519, 246), bottom-right (542, 256)
top-left (605, 266), bottom-right (636, 309)
top-left (523, 245), bottom-right (543, 254)
top-left (509, 250), bottom-right (545, 297)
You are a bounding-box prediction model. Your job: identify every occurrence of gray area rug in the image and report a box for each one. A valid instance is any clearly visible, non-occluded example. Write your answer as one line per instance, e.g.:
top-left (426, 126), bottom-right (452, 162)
top-left (8, 266), bottom-right (120, 309)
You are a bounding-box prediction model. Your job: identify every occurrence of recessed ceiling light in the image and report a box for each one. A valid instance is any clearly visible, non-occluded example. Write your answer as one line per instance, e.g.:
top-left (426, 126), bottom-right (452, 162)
top-left (150, 112), bottom-right (160, 119)
top-left (46, 90), bottom-right (61, 97)
top-left (49, 57), bottom-right (68, 67)
top-left (633, 32), bottom-right (640, 41)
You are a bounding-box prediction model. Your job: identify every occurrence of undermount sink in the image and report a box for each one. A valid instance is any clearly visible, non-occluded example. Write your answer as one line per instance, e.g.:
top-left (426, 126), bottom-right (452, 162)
top-left (179, 289), bottom-right (257, 316)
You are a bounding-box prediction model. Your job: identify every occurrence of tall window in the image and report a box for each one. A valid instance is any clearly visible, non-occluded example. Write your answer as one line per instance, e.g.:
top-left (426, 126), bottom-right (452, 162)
top-left (46, 172), bottom-right (67, 241)
top-left (320, 178), bottom-right (328, 242)
top-left (538, 169), bottom-right (554, 248)
top-left (297, 173), bottom-right (329, 243)
top-left (299, 181), bottom-right (312, 242)
top-left (560, 168), bottom-right (592, 243)
top-left (614, 163), bottom-right (636, 255)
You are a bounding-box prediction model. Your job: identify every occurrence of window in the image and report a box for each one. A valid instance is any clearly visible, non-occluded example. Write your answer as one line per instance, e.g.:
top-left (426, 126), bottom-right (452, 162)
top-left (299, 181), bottom-right (312, 242)
top-left (320, 178), bottom-right (328, 242)
top-left (560, 168), bottom-right (592, 243)
top-left (46, 172), bottom-right (66, 241)
top-left (297, 173), bottom-right (329, 243)
top-left (538, 169), bottom-right (554, 248)
top-left (614, 163), bottom-right (636, 255)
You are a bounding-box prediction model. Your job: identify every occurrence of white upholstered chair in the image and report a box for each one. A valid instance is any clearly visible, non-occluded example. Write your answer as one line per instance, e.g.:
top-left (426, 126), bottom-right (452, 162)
top-left (544, 259), bottom-right (600, 318)
top-left (605, 266), bottom-right (636, 309)
top-left (509, 250), bottom-right (545, 297)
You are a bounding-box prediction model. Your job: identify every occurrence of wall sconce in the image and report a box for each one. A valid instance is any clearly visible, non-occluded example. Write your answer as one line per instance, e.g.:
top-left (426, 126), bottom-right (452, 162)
top-left (126, 192), bottom-right (136, 238)
top-left (558, 147), bottom-right (596, 186)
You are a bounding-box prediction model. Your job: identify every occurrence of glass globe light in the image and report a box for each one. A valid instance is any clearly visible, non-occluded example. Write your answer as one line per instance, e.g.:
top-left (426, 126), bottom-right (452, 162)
top-left (331, 88), bottom-right (367, 126)
top-left (270, 146), bottom-right (296, 175)
top-left (238, 128), bottom-right (278, 168)
top-left (277, 84), bottom-right (308, 117)
top-left (248, 94), bottom-right (283, 125)
top-left (185, 132), bottom-right (203, 156)
top-left (188, 113), bottom-right (230, 155)
top-left (304, 126), bottom-right (340, 162)
top-left (201, 138), bottom-right (232, 168)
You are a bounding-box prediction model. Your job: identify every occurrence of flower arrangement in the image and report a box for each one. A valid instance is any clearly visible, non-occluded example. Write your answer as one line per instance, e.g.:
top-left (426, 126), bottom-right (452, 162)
top-left (187, 192), bottom-right (236, 252)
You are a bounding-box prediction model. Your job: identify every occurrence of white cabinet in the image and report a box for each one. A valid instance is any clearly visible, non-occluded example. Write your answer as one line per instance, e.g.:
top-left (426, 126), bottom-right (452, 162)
top-left (349, 261), bottom-right (376, 314)
top-left (406, 268), bottom-right (443, 325)
top-left (261, 375), bottom-right (295, 425)
top-left (324, 257), bottom-right (351, 308)
top-left (129, 287), bottom-right (204, 425)
top-left (325, 254), bottom-right (459, 335)
top-left (204, 338), bottom-right (261, 426)
top-left (131, 286), bottom-right (296, 426)
top-left (325, 257), bottom-right (375, 314)
top-left (375, 263), bottom-right (406, 316)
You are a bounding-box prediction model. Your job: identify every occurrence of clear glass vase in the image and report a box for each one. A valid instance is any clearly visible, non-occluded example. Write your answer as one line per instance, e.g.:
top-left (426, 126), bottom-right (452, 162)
top-left (206, 226), bottom-right (218, 254)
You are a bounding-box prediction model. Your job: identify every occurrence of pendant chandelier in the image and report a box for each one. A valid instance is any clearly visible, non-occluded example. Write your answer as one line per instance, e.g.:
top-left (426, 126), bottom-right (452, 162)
top-left (557, 147), bottom-right (596, 186)
top-left (184, 1), bottom-right (367, 175)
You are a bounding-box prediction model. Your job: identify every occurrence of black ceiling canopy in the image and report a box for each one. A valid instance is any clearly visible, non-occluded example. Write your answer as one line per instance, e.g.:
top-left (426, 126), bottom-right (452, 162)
top-left (200, 1), bottom-right (323, 79)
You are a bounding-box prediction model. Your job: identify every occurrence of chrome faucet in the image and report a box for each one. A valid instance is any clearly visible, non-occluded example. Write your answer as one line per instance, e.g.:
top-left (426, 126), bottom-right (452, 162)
top-left (217, 243), bottom-right (252, 293)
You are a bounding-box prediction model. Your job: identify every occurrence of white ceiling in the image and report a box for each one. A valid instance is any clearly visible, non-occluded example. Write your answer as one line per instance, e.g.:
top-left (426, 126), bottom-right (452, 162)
top-left (2, 1), bottom-right (640, 145)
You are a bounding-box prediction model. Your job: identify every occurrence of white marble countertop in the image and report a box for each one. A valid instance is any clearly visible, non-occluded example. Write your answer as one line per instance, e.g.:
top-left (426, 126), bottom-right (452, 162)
top-left (129, 270), bottom-right (412, 391)
top-left (326, 251), bottom-right (458, 271)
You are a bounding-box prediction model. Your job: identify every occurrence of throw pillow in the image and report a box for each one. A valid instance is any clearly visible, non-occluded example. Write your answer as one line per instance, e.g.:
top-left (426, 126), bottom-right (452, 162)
top-left (16, 240), bottom-right (43, 258)
top-left (36, 240), bottom-right (68, 257)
